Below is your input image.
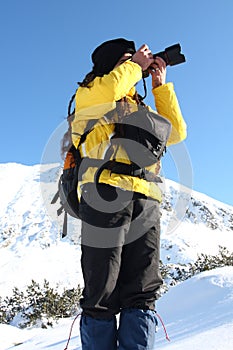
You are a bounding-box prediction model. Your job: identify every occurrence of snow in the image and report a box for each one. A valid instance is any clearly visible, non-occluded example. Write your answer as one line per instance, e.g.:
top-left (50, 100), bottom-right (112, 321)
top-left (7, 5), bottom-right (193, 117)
top-left (0, 242), bottom-right (83, 298)
top-left (0, 162), bottom-right (233, 349)
top-left (1, 267), bottom-right (233, 349)
top-left (156, 267), bottom-right (233, 349)
top-left (0, 319), bottom-right (82, 350)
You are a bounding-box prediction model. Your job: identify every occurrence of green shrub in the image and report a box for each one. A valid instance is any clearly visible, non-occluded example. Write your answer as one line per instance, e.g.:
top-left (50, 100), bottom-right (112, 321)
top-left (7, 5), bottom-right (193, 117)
top-left (0, 279), bottom-right (82, 328)
top-left (159, 246), bottom-right (233, 294)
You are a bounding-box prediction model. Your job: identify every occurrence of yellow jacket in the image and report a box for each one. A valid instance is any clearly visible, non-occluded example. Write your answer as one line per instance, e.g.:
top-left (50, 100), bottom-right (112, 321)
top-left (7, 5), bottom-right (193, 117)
top-left (72, 60), bottom-right (187, 202)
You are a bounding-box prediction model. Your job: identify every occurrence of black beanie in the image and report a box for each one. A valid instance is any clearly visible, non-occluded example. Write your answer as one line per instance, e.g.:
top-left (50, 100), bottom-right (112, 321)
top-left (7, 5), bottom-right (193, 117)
top-left (91, 38), bottom-right (136, 76)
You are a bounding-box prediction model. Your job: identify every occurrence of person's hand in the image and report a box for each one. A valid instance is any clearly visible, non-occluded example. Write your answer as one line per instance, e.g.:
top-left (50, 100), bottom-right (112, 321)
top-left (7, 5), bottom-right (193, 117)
top-left (149, 56), bottom-right (167, 89)
top-left (131, 44), bottom-right (154, 71)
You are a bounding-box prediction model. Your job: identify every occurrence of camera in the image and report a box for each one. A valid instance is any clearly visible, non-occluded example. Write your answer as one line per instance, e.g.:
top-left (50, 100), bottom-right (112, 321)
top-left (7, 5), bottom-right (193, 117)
top-left (154, 43), bottom-right (185, 66)
top-left (143, 43), bottom-right (186, 77)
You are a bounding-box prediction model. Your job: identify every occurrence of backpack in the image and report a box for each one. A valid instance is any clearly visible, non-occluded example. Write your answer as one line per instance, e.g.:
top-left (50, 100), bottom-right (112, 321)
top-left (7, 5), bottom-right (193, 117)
top-left (51, 94), bottom-right (98, 237)
top-left (114, 105), bottom-right (172, 167)
top-left (51, 95), bottom-right (171, 238)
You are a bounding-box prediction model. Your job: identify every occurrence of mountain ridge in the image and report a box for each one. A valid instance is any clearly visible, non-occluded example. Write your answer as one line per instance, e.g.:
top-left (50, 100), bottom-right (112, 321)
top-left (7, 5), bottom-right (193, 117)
top-left (0, 162), bottom-right (233, 297)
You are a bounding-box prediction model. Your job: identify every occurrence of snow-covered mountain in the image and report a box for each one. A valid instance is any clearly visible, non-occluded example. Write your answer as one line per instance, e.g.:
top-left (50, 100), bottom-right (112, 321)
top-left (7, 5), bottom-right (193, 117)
top-left (0, 162), bottom-right (233, 296)
top-left (0, 162), bottom-right (233, 349)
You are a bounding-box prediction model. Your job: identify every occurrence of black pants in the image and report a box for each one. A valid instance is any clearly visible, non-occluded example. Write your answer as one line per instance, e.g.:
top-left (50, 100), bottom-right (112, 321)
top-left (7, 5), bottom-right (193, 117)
top-left (79, 183), bottom-right (163, 319)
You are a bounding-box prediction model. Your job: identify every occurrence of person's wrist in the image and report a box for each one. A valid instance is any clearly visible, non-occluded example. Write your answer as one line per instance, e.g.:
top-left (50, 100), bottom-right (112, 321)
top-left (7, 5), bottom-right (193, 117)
top-left (152, 81), bottom-right (163, 89)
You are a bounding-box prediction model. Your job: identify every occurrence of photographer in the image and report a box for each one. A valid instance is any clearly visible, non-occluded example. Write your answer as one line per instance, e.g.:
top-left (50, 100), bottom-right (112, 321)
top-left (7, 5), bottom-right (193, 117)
top-left (71, 38), bottom-right (187, 349)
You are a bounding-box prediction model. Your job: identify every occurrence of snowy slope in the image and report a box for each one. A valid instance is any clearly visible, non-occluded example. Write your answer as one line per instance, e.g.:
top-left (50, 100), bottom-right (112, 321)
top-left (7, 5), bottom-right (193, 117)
top-left (0, 163), bottom-right (83, 297)
top-left (1, 267), bottom-right (233, 350)
top-left (0, 162), bottom-right (233, 295)
top-left (0, 162), bottom-right (233, 349)
top-left (156, 266), bottom-right (233, 349)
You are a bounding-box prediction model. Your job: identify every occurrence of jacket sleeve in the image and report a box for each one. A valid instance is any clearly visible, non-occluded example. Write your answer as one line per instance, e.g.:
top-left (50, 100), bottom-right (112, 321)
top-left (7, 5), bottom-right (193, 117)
top-left (152, 82), bottom-right (187, 145)
top-left (75, 60), bottom-right (142, 114)
top-left (72, 60), bottom-right (142, 148)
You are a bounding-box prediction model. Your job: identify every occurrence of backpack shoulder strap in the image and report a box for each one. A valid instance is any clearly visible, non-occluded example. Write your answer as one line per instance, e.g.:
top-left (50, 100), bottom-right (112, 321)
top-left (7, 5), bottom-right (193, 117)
top-left (68, 92), bottom-right (76, 116)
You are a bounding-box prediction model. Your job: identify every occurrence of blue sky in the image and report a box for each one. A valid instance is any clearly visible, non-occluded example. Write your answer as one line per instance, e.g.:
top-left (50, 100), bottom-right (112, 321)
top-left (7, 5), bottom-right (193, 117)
top-left (1, 0), bottom-right (233, 206)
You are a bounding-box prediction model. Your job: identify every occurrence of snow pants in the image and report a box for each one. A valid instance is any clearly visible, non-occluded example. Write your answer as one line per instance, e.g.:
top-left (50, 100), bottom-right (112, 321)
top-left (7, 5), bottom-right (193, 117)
top-left (79, 183), bottom-right (162, 349)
